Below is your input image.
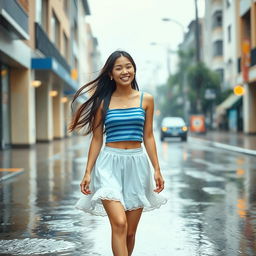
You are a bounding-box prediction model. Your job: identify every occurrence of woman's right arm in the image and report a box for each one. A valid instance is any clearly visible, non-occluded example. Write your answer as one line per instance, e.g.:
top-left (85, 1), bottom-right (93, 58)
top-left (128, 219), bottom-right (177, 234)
top-left (80, 102), bottom-right (104, 195)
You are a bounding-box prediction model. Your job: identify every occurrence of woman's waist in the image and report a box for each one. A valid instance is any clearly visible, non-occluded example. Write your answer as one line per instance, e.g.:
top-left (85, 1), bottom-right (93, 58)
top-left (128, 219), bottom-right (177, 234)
top-left (105, 140), bottom-right (142, 149)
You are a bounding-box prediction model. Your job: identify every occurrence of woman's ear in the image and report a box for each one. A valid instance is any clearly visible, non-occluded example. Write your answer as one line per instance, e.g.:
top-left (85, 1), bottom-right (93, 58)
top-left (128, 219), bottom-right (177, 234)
top-left (109, 73), bottom-right (113, 80)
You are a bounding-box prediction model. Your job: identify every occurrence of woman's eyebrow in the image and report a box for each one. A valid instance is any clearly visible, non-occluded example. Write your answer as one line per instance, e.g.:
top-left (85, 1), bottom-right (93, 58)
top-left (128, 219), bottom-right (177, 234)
top-left (114, 63), bottom-right (132, 67)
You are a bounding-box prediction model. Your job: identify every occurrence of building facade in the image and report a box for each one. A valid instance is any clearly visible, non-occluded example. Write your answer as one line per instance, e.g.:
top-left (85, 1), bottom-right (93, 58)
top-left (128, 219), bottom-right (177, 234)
top-left (203, 0), bottom-right (225, 87)
top-left (236, 0), bottom-right (256, 134)
top-left (203, 0), bottom-right (246, 132)
top-left (0, 0), bottom-right (95, 149)
top-left (204, 0), bottom-right (256, 134)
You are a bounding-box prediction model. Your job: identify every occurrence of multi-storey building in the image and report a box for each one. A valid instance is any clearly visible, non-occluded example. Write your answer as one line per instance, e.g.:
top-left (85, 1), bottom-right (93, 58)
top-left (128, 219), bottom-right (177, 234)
top-left (214, 0), bottom-right (244, 132)
top-left (180, 19), bottom-right (204, 62)
top-left (84, 23), bottom-right (102, 83)
top-left (236, 0), bottom-right (256, 134)
top-left (204, 0), bottom-right (246, 132)
top-left (204, 0), bottom-right (225, 86)
top-left (0, 0), bottom-right (94, 149)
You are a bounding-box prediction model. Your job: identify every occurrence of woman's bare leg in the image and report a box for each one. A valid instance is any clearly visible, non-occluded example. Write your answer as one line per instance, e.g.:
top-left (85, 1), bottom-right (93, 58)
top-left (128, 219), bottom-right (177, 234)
top-left (125, 208), bottom-right (143, 256)
top-left (102, 200), bottom-right (128, 256)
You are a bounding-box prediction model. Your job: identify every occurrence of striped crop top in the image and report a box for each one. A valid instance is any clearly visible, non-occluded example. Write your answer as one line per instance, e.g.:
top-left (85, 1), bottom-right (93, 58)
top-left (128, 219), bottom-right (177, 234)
top-left (104, 92), bottom-right (145, 143)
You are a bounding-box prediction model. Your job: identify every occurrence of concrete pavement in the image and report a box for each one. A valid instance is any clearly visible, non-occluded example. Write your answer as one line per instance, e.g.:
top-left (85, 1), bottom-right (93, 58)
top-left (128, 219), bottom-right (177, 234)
top-left (0, 135), bottom-right (256, 255)
top-left (189, 131), bottom-right (256, 156)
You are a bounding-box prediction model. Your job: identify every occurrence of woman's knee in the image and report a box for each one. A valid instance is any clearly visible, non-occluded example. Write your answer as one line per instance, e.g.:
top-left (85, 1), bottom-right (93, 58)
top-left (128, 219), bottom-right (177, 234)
top-left (127, 231), bottom-right (136, 241)
top-left (111, 217), bottom-right (127, 233)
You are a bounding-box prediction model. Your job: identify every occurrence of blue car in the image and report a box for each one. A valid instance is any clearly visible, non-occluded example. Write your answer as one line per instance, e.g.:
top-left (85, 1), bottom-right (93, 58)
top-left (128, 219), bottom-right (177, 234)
top-left (160, 117), bottom-right (188, 142)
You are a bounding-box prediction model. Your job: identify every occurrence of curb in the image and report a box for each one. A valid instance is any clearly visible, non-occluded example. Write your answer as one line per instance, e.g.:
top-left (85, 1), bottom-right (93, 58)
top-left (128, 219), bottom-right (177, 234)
top-left (0, 168), bottom-right (24, 182)
top-left (189, 137), bottom-right (256, 156)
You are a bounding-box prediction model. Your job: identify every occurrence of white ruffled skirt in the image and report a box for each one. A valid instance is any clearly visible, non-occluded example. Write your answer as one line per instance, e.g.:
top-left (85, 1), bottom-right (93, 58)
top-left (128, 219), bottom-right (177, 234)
top-left (75, 146), bottom-right (167, 216)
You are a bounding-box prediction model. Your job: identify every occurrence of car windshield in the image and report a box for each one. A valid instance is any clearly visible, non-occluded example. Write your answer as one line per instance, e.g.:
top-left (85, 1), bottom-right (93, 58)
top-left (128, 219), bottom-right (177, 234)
top-left (162, 118), bottom-right (185, 127)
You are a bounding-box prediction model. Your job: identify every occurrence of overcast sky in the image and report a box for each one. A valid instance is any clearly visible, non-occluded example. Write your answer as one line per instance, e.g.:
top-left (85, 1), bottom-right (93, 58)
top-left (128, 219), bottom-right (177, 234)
top-left (87, 0), bottom-right (205, 91)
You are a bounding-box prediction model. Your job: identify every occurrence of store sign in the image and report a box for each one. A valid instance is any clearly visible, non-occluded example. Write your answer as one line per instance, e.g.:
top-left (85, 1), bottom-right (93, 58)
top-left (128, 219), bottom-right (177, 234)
top-left (190, 115), bottom-right (206, 133)
top-left (241, 39), bottom-right (250, 82)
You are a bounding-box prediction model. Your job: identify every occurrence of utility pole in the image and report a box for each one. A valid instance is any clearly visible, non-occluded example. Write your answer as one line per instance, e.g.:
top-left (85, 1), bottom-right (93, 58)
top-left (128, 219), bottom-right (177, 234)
top-left (194, 0), bottom-right (200, 63)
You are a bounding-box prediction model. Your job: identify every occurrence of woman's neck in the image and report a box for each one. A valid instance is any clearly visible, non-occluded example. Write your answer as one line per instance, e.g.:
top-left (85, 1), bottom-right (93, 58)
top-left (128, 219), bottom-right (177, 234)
top-left (113, 85), bottom-right (134, 97)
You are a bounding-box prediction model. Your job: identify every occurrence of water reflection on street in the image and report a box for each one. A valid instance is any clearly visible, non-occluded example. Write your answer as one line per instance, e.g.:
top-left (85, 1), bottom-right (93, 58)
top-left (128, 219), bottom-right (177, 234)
top-left (0, 134), bottom-right (256, 255)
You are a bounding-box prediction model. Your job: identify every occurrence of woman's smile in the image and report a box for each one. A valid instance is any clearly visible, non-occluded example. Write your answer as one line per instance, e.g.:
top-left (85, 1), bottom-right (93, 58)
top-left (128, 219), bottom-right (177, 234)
top-left (120, 75), bottom-right (130, 82)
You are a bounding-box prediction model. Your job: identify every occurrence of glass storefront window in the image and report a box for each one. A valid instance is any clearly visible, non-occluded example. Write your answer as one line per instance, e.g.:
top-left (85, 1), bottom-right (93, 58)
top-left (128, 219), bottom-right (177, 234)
top-left (0, 63), bottom-right (11, 149)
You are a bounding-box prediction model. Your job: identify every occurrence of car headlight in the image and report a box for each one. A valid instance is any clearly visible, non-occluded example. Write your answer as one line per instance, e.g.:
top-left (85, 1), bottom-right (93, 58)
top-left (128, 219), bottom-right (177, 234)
top-left (182, 126), bottom-right (188, 132)
top-left (162, 127), bottom-right (168, 132)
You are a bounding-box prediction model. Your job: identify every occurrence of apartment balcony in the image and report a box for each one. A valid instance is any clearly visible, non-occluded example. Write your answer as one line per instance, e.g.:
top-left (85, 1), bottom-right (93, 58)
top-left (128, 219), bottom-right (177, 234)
top-left (0, 0), bottom-right (29, 39)
top-left (210, 0), bottom-right (223, 16)
top-left (35, 22), bottom-right (71, 73)
top-left (237, 47), bottom-right (256, 73)
top-left (251, 47), bottom-right (256, 67)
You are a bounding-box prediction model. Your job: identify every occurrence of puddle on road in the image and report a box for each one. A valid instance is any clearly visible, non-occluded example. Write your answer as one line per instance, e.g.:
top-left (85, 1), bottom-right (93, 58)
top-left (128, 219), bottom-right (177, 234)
top-left (1, 137), bottom-right (256, 255)
top-left (0, 238), bottom-right (75, 255)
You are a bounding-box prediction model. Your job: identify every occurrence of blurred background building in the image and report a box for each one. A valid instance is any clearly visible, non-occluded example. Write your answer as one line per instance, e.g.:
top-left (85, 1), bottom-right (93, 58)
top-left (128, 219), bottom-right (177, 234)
top-left (214, 0), bottom-right (256, 134)
top-left (158, 0), bottom-right (256, 136)
top-left (0, 0), bottom-right (256, 151)
top-left (0, 0), bottom-right (101, 150)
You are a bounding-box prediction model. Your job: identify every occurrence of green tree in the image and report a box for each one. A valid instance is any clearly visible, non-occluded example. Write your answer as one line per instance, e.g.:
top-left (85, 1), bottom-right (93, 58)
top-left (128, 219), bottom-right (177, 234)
top-left (187, 61), bottom-right (221, 114)
top-left (156, 48), bottom-right (223, 122)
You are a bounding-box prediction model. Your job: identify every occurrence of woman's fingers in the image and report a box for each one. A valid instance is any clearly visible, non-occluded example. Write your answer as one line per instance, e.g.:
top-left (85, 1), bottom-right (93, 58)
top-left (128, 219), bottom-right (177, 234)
top-left (80, 182), bottom-right (91, 195)
top-left (154, 178), bottom-right (165, 193)
top-left (154, 178), bottom-right (160, 192)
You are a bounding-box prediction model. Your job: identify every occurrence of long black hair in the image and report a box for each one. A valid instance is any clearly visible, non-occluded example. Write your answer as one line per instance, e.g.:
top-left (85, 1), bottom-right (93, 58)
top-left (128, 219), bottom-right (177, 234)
top-left (68, 50), bottom-right (139, 135)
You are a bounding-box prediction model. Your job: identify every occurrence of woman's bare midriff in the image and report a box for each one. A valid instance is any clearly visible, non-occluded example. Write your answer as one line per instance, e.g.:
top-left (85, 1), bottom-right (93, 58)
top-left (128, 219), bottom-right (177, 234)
top-left (105, 141), bottom-right (142, 149)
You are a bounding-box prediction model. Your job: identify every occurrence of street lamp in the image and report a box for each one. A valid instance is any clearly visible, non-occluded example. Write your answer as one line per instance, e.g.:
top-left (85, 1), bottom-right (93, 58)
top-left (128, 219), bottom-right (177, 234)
top-left (161, 18), bottom-right (186, 38)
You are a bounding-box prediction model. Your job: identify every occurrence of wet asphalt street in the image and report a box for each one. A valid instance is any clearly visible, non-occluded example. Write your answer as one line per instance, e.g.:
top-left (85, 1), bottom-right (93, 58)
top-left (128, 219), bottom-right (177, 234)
top-left (0, 133), bottom-right (256, 256)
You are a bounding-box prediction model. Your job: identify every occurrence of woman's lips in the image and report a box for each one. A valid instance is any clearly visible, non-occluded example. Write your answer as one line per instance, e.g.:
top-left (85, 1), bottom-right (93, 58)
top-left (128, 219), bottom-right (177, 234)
top-left (120, 76), bottom-right (130, 81)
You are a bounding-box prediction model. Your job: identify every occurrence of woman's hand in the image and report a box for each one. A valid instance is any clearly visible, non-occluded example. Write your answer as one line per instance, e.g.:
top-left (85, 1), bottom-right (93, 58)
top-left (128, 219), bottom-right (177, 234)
top-left (80, 173), bottom-right (92, 195)
top-left (153, 171), bottom-right (165, 193)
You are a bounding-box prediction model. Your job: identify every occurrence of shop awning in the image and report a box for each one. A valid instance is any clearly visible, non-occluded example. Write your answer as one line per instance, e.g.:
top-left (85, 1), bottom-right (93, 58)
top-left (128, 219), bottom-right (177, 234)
top-left (31, 57), bottom-right (78, 94)
top-left (216, 94), bottom-right (242, 115)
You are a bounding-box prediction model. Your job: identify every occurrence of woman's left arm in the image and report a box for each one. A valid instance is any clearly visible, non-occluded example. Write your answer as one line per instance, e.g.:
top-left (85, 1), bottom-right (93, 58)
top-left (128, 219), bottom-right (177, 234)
top-left (143, 93), bottom-right (164, 193)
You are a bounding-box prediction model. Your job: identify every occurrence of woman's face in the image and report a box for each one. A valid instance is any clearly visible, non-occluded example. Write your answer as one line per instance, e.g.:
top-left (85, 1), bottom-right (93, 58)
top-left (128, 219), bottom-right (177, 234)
top-left (111, 56), bottom-right (135, 86)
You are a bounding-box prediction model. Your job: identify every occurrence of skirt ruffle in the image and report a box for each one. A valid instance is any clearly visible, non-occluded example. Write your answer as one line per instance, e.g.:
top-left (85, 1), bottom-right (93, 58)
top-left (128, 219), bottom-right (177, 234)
top-left (75, 187), bottom-right (167, 217)
top-left (75, 146), bottom-right (167, 217)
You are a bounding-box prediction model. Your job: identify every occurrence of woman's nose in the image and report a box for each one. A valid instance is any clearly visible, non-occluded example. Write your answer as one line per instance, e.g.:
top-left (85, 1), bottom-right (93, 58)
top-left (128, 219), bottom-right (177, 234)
top-left (121, 68), bottom-right (128, 74)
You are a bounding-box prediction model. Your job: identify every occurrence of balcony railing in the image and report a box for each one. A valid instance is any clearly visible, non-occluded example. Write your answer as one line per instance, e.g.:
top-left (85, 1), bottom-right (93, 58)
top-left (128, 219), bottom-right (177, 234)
top-left (35, 22), bottom-right (71, 73)
top-left (0, 0), bottom-right (28, 39)
top-left (251, 47), bottom-right (256, 67)
top-left (237, 47), bottom-right (256, 73)
top-left (237, 57), bottom-right (241, 73)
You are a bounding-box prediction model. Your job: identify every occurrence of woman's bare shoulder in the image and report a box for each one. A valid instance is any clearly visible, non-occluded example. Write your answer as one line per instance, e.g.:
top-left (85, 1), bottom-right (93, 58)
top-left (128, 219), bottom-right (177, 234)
top-left (142, 92), bottom-right (154, 102)
top-left (141, 91), bottom-right (154, 110)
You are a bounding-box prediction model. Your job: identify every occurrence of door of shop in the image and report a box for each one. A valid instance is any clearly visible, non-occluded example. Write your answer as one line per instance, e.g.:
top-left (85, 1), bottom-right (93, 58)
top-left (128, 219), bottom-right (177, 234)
top-left (0, 63), bottom-right (11, 149)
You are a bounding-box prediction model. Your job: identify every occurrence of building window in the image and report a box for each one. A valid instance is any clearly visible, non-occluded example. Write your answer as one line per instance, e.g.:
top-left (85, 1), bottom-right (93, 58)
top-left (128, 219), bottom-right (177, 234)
top-left (227, 25), bottom-right (231, 43)
top-left (241, 11), bottom-right (251, 40)
top-left (215, 68), bottom-right (224, 83)
top-left (51, 11), bottom-right (60, 48)
top-left (41, 0), bottom-right (47, 31)
top-left (36, 0), bottom-right (47, 31)
top-left (213, 40), bottom-right (223, 57)
top-left (212, 10), bottom-right (222, 29)
top-left (17, 0), bottom-right (29, 12)
top-left (63, 0), bottom-right (69, 17)
top-left (226, 0), bottom-right (231, 8)
top-left (63, 32), bottom-right (69, 62)
top-left (74, 22), bottom-right (78, 44)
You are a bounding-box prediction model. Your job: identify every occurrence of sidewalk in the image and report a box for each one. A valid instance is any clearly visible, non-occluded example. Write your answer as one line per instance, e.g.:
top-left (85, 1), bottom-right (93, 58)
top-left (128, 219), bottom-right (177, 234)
top-left (0, 136), bottom-right (86, 183)
top-left (189, 131), bottom-right (256, 156)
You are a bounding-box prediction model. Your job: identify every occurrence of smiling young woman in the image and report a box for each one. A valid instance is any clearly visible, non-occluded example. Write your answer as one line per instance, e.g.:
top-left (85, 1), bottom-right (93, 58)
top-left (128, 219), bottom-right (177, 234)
top-left (69, 50), bottom-right (167, 256)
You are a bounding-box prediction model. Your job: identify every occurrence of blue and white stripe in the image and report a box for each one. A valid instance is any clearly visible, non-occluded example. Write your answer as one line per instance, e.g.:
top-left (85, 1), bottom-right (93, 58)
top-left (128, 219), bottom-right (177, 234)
top-left (105, 107), bottom-right (145, 142)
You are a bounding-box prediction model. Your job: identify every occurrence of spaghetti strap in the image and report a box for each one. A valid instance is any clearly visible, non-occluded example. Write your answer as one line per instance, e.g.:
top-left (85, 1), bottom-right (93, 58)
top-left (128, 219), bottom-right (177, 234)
top-left (140, 91), bottom-right (144, 108)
